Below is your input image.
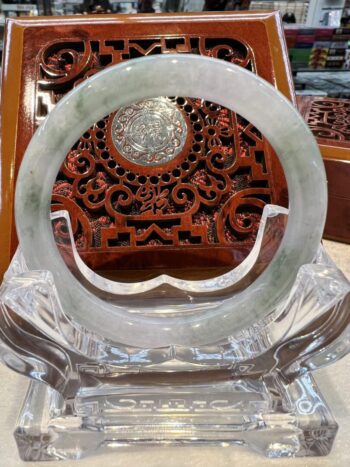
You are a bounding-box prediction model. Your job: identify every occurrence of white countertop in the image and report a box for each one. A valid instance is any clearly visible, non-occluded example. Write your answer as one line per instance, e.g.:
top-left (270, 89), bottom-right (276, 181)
top-left (0, 240), bottom-right (349, 467)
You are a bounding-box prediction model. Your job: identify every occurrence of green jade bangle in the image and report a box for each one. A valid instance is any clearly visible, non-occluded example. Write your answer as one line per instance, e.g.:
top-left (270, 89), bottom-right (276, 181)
top-left (15, 54), bottom-right (327, 348)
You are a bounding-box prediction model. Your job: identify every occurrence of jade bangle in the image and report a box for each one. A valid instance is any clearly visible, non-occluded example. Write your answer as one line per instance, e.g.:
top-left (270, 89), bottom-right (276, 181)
top-left (15, 54), bottom-right (327, 348)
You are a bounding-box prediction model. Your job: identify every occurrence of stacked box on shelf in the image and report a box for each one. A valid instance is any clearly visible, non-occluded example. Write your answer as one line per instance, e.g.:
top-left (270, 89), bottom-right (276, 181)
top-left (327, 41), bottom-right (348, 68)
top-left (315, 28), bottom-right (334, 40)
top-left (285, 26), bottom-right (350, 70)
top-left (289, 48), bottom-right (312, 67)
top-left (313, 26), bottom-right (333, 66)
top-left (332, 27), bottom-right (350, 41)
top-left (284, 27), bottom-right (297, 48)
top-left (286, 36), bottom-right (297, 48)
top-left (287, 27), bottom-right (315, 69)
top-left (345, 49), bottom-right (350, 69)
top-left (332, 27), bottom-right (350, 68)
top-left (309, 41), bottom-right (330, 69)
top-left (296, 34), bottom-right (316, 47)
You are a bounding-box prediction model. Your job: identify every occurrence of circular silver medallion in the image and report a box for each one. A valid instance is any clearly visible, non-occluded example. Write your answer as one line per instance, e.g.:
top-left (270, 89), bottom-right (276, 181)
top-left (111, 97), bottom-right (187, 166)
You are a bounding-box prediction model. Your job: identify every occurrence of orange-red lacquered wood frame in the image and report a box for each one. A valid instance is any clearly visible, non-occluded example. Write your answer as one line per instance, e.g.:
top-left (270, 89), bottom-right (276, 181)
top-left (297, 96), bottom-right (350, 244)
top-left (0, 11), bottom-right (295, 281)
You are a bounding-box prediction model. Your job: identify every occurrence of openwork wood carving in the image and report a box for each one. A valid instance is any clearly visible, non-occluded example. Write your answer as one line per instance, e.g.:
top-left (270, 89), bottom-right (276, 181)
top-left (35, 36), bottom-right (281, 271)
top-left (304, 98), bottom-right (350, 144)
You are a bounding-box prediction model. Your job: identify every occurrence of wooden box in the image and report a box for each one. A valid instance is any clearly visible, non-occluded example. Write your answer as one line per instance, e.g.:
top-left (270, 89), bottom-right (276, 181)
top-left (297, 96), bottom-right (350, 244)
top-left (0, 12), bottom-right (295, 280)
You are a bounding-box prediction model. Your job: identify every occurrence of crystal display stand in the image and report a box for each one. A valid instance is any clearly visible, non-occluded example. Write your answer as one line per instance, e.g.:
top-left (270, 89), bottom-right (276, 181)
top-left (1, 54), bottom-right (349, 461)
top-left (1, 206), bottom-right (349, 460)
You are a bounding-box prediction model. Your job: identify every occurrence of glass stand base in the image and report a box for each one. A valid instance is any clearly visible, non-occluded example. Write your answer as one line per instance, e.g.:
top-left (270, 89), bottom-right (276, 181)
top-left (3, 211), bottom-right (348, 462)
top-left (14, 371), bottom-right (337, 461)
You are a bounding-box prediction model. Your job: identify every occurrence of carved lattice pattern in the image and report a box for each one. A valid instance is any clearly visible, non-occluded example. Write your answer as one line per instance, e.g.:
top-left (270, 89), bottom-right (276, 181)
top-left (305, 98), bottom-right (350, 143)
top-left (36, 36), bottom-right (278, 270)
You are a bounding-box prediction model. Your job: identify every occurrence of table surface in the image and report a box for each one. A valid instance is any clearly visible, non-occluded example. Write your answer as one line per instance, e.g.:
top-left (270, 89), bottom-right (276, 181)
top-left (0, 239), bottom-right (349, 467)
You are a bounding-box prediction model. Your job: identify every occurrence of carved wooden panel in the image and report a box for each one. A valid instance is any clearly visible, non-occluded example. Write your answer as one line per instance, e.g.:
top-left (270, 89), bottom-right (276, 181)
top-left (52, 100), bottom-right (270, 250)
top-left (0, 13), bottom-right (294, 279)
top-left (36, 36), bottom-right (284, 272)
top-left (297, 96), bottom-right (350, 244)
top-left (299, 97), bottom-right (350, 145)
top-left (36, 37), bottom-right (254, 120)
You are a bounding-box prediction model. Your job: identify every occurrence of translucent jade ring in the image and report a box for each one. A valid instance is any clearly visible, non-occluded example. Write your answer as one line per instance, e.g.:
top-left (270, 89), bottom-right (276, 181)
top-left (15, 54), bottom-right (327, 348)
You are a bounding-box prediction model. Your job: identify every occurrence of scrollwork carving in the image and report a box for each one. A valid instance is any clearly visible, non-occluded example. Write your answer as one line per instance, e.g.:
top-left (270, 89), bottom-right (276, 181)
top-left (35, 35), bottom-right (276, 269)
top-left (303, 97), bottom-right (350, 144)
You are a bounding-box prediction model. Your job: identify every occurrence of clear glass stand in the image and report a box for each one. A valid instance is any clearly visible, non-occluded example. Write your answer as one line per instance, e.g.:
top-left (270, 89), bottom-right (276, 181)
top-left (1, 205), bottom-right (349, 461)
top-left (15, 372), bottom-right (338, 461)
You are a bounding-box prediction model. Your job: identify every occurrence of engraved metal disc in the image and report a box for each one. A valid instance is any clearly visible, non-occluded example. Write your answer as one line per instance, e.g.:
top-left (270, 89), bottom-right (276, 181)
top-left (111, 97), bottom-right (187, 166)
